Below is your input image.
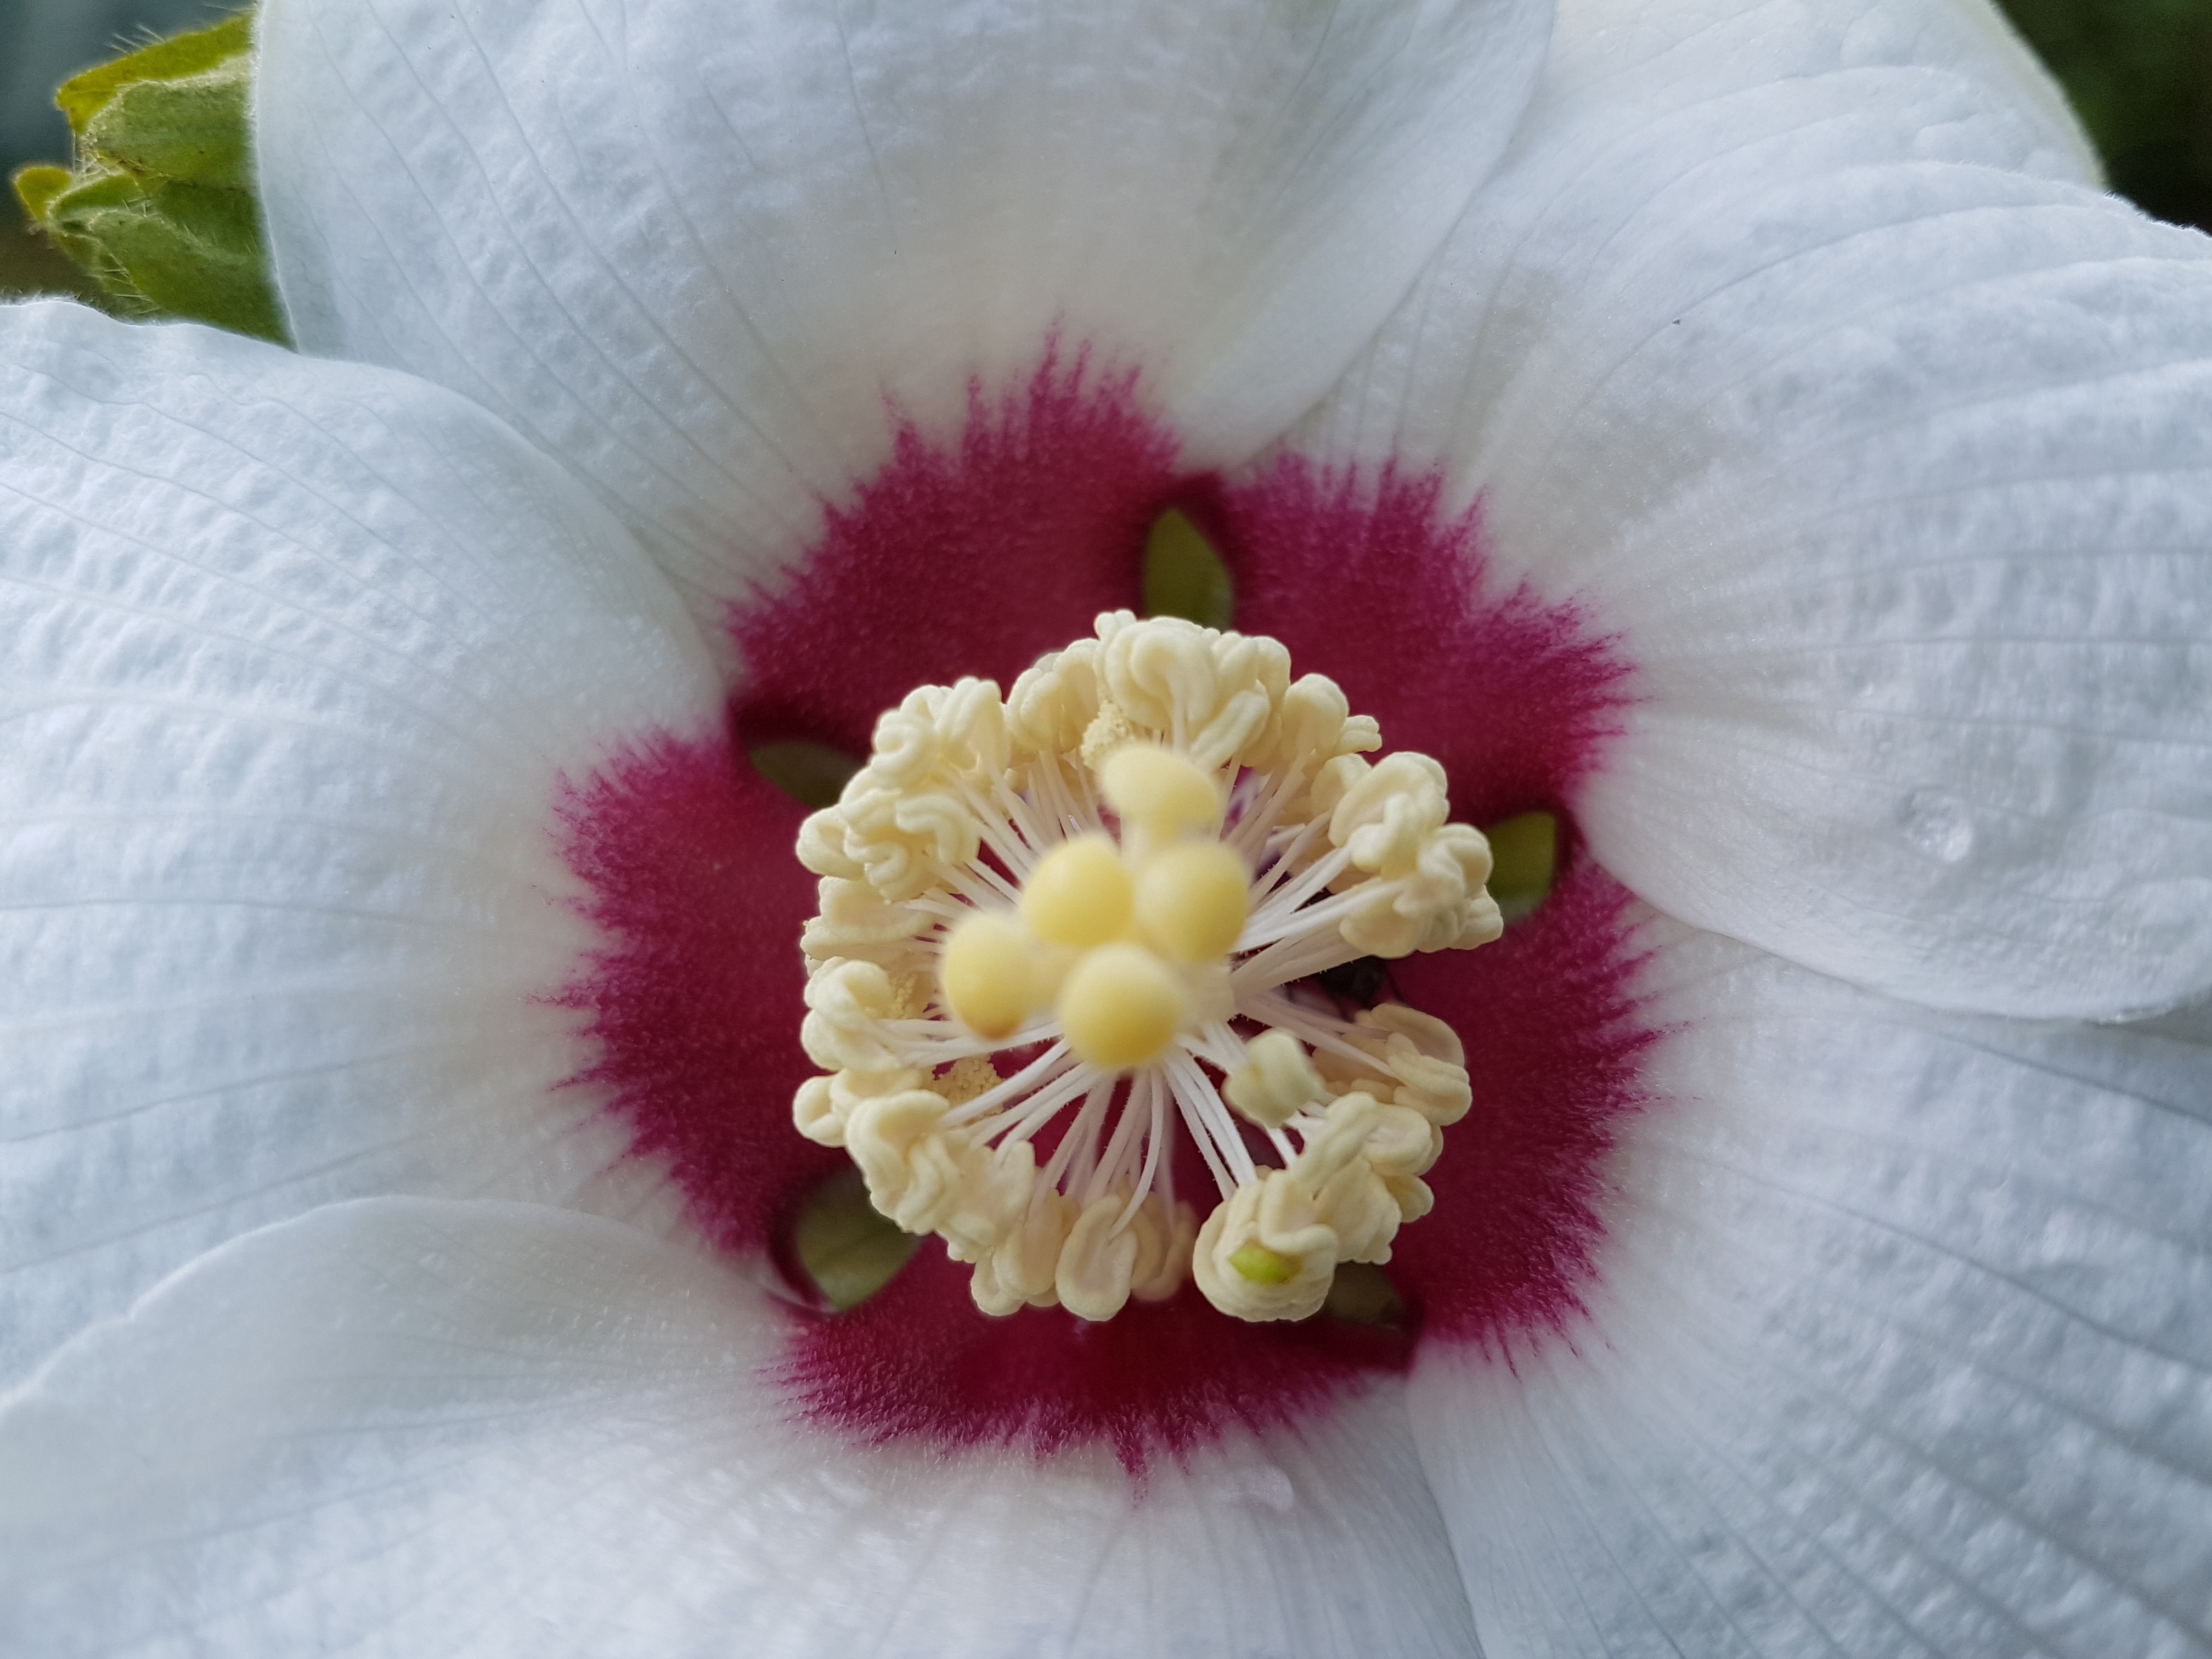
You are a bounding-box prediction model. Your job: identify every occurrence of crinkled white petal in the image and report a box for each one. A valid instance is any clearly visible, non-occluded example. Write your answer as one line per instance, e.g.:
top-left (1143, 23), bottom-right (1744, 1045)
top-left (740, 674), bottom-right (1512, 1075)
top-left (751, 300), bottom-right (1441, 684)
top-left (1909, 0), bottom-right (2109, 173)
top-left (1291, 0), bottom-right (2212, 1020)
top-left (0, 1197), bottom-right (1476, 1659)
top-left (0, 302), bottom-right (720, 1388)
top-left (1412, 921), bottom-right (2212, 1657)
top-left (256, 0), bottom-right (1551, 620)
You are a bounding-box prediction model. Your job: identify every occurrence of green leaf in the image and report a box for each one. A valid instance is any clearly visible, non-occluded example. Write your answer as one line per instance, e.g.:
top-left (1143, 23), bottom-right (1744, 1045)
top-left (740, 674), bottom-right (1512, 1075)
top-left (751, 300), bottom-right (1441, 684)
top-left (14, 9), bottom-right (287, 345)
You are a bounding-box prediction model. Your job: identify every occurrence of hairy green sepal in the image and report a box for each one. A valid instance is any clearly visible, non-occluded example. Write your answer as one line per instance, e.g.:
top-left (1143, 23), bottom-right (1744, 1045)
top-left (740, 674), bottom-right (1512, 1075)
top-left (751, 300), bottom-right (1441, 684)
top-left (10, 13), bottom-right (287, 343)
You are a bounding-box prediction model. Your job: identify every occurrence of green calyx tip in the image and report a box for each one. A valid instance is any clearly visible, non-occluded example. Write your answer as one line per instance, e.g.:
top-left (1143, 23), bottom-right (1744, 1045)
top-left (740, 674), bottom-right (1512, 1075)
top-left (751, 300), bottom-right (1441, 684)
top-left (1484, 809), bottom-right (1559, 922)
top-left (15, 9), bottom-right (289, 345)
top-left (751, 740), bottom-right (865, 811)
top-left (13, 163), bottom-right (72, 222)
top-left (1143, 507), bottom-right (1235, 631)
top-left (793, 1169), bottom-right (919, 1311)
top-left (57, 13), bottom-right (255, 137)
top-left (1322, 1261), bottom-right (1406, 1327)
top-left (84, 71), bottom-right (257, 191)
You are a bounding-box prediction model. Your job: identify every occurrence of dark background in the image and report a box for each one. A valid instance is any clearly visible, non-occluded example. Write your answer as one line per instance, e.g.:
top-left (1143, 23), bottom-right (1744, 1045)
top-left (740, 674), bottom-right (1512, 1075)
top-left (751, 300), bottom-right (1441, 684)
top-left (4, 0), bottom-right (2210, 302)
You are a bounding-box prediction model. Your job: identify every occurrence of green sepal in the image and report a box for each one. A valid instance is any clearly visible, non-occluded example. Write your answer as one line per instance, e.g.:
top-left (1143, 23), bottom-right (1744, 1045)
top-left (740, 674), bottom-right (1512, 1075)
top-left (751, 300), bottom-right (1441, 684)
top-left (32, 170), bottom-right (287, 342)
top-left (1142, 507), bottom-right (1236, 630)
top-left (792, 1169), bottom-right (918, 1311)
top-left (750, 740), bottom-right (865, 810)
top-left (1482, 809), bottom-right (1560, 923)
top-left (12, 163), bottom-right (71, 222)
top-left (12, 11), bottom-right (287, 344)
top-left (56, 14), bottom-right (255, 137)
top-left (83, 68), bottom-right (256, 190)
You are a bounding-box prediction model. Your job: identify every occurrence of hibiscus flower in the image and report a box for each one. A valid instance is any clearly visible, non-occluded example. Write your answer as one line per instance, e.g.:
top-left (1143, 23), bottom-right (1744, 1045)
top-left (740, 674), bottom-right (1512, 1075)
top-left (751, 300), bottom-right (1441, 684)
top-left (5, 0), bottom-right (2210, 1652)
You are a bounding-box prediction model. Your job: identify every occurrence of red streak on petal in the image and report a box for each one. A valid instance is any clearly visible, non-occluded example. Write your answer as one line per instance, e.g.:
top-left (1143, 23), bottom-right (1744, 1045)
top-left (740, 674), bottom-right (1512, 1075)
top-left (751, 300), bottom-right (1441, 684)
top-left (728, 344), bottom-right (1179, 751)
top-left (558, 363), bottom-right (1654, 1465)
top-left (1389, 861), bottom-right (1660, 1344)
top-left (781, 1241), bottom-right (1410, 1476)
top-left (555, 729), bottom-right (839, 1271)
top-left (1210, 457), bottom-right (1652, 1345)
top-left (1212, 456), bottom-right (1630, 823)
top-left (557, 726), bottom-right (1413, 1471)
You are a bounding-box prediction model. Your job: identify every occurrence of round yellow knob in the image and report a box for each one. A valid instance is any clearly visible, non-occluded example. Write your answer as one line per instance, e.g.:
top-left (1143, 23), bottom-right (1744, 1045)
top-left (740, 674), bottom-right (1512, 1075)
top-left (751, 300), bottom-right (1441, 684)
top-left (940, 913), bottom-right (1035, 1039)
top-left (1020, 834), bottom-right (1133, 947)
top-left (1099, 745), bottom-right (1222, 839)
top-left (1057, 943), bottom-right (1190, 1069)
top-left (1135, 840), bottom-right (1248, 963)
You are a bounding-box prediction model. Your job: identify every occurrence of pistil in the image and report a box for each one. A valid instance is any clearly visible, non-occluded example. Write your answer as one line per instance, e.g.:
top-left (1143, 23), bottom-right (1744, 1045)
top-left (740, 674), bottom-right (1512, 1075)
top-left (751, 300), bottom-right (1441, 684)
top-left (792, 611), bottom-right (1500, 1323)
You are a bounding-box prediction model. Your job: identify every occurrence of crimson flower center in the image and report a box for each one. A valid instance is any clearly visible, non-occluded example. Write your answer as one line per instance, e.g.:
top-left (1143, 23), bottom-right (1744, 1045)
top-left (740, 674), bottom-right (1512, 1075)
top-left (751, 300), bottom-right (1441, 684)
top-left (560, 353), bottom-right (1645, 1469)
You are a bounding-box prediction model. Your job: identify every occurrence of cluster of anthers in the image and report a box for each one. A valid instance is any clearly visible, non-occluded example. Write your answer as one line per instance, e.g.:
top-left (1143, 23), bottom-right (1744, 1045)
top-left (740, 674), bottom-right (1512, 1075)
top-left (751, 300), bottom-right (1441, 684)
top-left (793, 612), bottom-right (1500, 1323)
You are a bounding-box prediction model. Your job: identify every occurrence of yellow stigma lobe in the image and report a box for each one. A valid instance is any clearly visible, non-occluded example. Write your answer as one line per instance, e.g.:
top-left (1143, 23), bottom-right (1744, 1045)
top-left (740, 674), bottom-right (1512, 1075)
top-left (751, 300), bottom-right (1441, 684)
top-left (1058, 942), bottom-right (1189, 1069)
top-left (940, 913), bottom-right (1034, 1039)
top-left (1135, 840), bottom-right (1248, 963)
top-left (1100, 744), bottom-right (1221, 839)
top-left (1021, 834), bottom-right (1133, 947)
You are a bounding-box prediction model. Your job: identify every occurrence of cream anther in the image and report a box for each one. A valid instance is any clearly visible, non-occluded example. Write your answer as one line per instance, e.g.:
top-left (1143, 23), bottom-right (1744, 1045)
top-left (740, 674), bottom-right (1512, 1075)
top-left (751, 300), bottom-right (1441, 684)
top-left (1192, 1175), bottom-right (1336, 1322)
top-left (971, 1192), bottom-right (1075, 1315)
top-left (802, 877), bottom-right (934, 969)
top-left (793, 1064), bottom-right (924, 1148)
top-left (1125, 1193), bottom-right (1195, 1304)
top-left (1057, 1194), bottom-right (1144, 1321)
top-left (1078, 701), bottom-right (1141, 774)
top-left (1099, 611), bottom-right (1286, 770)
top-left (843, 1087), bottom-right (967, 1235)
top-left (800, 959), bottom-right (905, 1072)
top-left (1312, 753), bottom-right (1503, 959)
top-left (1223, 1029), bottom-right (1322, 1130)
top-left (1192, 1092), bottom-right (1404, 1323)
top-left (1313, 1005), bottom-right (1475, 1127)
top-left (792, 612), bottom-right (1496, 1324)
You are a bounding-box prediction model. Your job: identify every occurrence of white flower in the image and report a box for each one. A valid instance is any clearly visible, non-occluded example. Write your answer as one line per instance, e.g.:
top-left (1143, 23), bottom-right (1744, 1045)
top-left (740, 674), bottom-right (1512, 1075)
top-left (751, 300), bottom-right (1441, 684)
top-left (3, 0), bottom-right (2209, 1654)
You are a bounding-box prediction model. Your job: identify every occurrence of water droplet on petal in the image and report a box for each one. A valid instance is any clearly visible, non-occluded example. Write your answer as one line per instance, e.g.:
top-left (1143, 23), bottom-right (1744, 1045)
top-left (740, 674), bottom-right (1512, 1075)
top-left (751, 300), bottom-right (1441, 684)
top-left (1899, 788), bottom-right (1973, 864)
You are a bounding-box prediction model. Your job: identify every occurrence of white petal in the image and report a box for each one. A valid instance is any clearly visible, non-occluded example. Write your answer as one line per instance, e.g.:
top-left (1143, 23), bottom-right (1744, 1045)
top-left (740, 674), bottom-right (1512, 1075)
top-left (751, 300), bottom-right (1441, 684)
top-left (2, 1197), bottom-right (1476, 1658)
top-left (0, 302), bottom-right (720, 1387)
top-left (1291, 0), bottom-right (2212, 1018)
top-left (2140, 999), bottom-right (2212, 1045)
top-left (1412, 925), bottom-right (2212, 1657)
top-left (256, 0), bottom-right (1551, 616)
